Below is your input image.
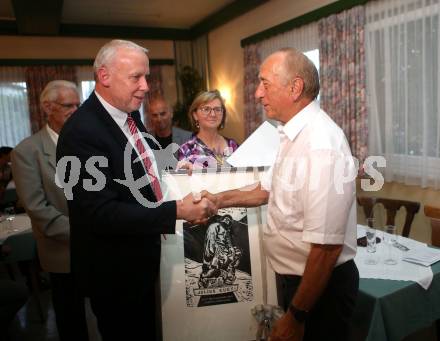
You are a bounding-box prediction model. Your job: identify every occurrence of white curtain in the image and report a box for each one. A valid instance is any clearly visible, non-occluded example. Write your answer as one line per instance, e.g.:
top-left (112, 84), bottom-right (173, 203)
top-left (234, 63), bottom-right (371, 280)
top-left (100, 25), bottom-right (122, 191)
top-left (174, 40), bottom-right (199, 103)
top-left (259, 22), bottom-right (319, 60)
top-left (192, 34), bottom-right (210, 90)
top-left (0, 67), bottom-right (31, 146)
top-left (366, 0), bottom-right (440, 189)
top-left (174, 35), bottom-right (210, 97)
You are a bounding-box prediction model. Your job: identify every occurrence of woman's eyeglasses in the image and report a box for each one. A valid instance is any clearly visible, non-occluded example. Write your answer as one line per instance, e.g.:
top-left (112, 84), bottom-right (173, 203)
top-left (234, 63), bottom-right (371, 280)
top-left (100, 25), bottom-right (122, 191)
top-left (198, 106), bottom-right (223, 116)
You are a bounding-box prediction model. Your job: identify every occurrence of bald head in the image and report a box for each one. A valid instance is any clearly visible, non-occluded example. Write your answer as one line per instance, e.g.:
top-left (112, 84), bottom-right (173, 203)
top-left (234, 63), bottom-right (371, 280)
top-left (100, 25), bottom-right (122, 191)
top-left (269, 48), bottom-right (320, 100)
top-left (149, 97), bottom-right (168, 113)
top-left (255, 48), bottom-right (320, 123)
top-left (148, 97), bottom-right (173, 137)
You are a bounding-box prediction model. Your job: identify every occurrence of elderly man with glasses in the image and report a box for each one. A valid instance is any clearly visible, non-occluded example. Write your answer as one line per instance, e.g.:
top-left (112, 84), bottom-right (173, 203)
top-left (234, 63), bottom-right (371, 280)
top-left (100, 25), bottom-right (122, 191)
top-left (11, 80), bottom-right (88, 341)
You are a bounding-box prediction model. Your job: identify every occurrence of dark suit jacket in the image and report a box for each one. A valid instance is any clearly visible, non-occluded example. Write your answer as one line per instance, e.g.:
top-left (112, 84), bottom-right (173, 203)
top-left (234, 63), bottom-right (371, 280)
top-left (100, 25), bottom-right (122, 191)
top-left (57, 92), bottom-right (176, 299)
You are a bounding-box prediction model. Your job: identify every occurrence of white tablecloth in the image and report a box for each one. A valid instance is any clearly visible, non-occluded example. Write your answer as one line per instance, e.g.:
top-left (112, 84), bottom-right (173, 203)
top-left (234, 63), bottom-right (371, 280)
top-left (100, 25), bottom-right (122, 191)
top-left (355, 225), bottom-right (434, 289)
top-left (0, 213), bottom-right (32, 244)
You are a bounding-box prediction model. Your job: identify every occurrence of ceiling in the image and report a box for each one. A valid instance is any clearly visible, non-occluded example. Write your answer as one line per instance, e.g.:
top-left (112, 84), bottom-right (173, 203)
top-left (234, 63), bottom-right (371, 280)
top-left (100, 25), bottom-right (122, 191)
top-left (0, 0), bottom-right (268, 40)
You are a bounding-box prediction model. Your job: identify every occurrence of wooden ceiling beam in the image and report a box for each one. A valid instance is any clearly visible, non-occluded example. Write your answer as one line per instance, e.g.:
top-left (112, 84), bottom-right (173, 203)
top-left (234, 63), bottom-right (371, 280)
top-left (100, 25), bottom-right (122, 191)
top-left (190, 0), bottom-right (269, 38)
top-left (2, 0), bottom-right (268, 40)
top-left (11, 0), bottom-right (63, 35)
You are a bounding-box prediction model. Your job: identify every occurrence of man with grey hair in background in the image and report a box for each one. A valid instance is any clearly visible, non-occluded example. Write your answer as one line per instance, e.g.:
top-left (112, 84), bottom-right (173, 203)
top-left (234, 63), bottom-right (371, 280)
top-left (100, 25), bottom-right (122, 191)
top-left (57, 39), bottom-right (216, 340)
top-left (202, 48), bottom-right (358, 341)
top-left (11, 80), bottom-right (88, 341)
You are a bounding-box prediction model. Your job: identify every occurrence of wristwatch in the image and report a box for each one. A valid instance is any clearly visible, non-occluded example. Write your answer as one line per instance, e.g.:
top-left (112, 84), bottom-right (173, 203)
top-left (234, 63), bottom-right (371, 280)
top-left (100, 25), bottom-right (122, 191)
top-left (288, 304), bottom-right (308, 323)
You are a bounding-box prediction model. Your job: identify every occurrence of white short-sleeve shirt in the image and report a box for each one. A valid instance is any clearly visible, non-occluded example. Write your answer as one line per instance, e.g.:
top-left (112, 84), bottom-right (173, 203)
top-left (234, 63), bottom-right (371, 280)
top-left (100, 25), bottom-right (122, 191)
top-left (262, 101), bottom-right (357, 276)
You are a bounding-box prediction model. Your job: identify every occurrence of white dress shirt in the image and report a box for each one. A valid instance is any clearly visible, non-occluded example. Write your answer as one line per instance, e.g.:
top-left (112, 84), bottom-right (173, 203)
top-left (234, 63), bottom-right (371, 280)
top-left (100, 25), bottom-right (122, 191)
top-left (95, 91), bottom-right (160, 180)
top-left (261, 101), bottom-right (357, 276)
top-left (46, 124), bottom-right (59, 146)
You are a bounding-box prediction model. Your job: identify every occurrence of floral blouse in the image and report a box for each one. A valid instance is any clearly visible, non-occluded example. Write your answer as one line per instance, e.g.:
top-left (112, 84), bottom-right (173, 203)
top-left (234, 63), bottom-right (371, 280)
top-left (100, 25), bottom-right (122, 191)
top-left (177, 134), bottom-right (239, 168)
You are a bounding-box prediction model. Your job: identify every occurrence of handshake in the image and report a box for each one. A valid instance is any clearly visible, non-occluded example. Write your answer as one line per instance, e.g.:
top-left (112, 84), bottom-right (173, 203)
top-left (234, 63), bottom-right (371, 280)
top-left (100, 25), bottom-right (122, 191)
top-left (176, 190), bottom-right (220, 225)
top-left (173, 161), bottom-right (266, 224)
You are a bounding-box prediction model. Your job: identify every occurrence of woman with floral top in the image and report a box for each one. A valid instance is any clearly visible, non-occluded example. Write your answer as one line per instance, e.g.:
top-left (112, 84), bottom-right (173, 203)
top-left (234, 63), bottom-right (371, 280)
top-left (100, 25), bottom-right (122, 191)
top-left (177, 90), bottom-right (238, 168)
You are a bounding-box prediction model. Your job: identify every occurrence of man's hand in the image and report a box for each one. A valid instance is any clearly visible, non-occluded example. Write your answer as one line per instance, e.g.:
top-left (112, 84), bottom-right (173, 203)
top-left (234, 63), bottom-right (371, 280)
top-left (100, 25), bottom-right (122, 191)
top-left (269, 313), bottom-right (304, 341)
top-left (199, 190), bottom-right (220, 209)
top-left (176, 193), bottom-right (217, 224)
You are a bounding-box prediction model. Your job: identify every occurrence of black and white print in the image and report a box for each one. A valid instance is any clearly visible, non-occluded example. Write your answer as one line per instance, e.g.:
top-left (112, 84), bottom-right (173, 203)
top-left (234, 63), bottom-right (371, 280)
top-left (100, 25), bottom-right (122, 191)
top-left (183, 208), bottom-right (254, 307)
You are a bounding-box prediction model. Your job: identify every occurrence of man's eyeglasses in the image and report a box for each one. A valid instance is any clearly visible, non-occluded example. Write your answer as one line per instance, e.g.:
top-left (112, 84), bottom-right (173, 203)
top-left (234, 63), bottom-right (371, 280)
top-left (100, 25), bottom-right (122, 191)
top-left (198, 106), bottom-right (224, 116)
top-left (53, 101), bottom-right (80, 109)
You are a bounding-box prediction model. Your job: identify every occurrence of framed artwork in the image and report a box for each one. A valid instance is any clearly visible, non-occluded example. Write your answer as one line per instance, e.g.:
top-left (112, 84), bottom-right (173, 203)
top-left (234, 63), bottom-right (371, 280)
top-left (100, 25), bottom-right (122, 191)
top-left (160, 168), bottom-right (277, 341)
top-left (184, 208), bottom-right (253, 307)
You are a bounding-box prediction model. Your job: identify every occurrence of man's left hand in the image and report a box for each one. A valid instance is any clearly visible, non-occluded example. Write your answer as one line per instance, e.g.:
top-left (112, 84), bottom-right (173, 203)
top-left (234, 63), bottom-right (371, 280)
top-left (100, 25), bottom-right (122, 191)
top-left (269, 312), bottom-right (304, 341)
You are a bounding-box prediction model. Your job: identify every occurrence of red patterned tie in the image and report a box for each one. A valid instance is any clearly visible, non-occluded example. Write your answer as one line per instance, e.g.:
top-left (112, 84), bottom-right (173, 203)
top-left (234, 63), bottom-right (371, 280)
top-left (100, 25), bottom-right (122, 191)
top-left (126, 113), bottom-right (163, 201)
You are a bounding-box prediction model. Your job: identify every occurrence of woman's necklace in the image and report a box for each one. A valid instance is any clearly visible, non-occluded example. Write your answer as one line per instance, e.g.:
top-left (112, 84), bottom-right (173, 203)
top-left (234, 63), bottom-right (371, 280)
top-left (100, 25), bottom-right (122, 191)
top-left (198, 134), bottom-right (227, 164)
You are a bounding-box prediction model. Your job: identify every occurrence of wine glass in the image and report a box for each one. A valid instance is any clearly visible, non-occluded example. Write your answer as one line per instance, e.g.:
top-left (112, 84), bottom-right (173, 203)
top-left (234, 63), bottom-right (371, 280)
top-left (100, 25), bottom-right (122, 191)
top-left (383, 225), bottom-right (398, 265)
top-left (364, 217), bottom-right (378, 265)
top-left (365, 218), bottom-right (377, 253)
top-left (4, 206), bottom-right (16, 234)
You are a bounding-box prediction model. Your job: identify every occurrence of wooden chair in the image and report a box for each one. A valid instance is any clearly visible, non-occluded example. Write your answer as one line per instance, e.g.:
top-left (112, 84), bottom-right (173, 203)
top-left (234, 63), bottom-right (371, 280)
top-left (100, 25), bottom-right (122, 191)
top-left (357, 196), bottom-right (421, 238)
top-left (424, 205), bottom-right (440, 247)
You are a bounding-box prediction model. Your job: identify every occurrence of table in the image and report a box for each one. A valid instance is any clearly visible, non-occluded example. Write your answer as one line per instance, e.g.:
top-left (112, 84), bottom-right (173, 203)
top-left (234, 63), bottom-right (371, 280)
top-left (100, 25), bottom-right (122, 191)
top-left (351, 243), bottom-right (440, 340)
top-left (0, 214), bottom-right (32, 244)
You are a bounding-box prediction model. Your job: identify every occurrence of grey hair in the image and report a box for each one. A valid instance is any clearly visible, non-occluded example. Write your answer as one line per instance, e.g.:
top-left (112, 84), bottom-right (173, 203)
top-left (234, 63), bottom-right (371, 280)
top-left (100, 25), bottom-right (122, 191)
top-left (93, 39), bottom-right (149, 73)
top-left (39, 80), bottom-right (78, 106)
top-left (273, 48), bottom-right (320, 100)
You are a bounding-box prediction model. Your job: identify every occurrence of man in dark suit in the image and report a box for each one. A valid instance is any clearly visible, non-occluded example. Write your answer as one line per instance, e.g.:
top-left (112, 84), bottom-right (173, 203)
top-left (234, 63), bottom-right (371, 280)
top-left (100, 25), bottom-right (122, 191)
top-left (56, 39), bottom-right (215, 341)
top-left (11, 80), bottom-right (88, 341)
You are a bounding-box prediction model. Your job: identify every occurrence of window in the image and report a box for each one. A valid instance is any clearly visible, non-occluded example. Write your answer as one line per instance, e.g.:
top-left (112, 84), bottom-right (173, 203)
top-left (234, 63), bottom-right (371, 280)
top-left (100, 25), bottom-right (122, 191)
top-left (79, 80), bottom-right (95, 102)
top-left (76, 66), bottom-right (95, 102)
top-left (304, 49), bottom-right (319, 71)
top-left (304, 48), bottom-right (320, 102)
top-left (0, 68), bottom-right (31, 146)
top-left (366, 0), bottom-right (440, 188)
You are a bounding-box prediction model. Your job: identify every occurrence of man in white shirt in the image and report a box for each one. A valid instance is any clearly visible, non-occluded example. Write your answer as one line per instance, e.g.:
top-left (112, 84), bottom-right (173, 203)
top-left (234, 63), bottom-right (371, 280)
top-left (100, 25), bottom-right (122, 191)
top-left (11, 80), bottom-right (88, 341)
top-left (203, 48), bottom-right (358, 341)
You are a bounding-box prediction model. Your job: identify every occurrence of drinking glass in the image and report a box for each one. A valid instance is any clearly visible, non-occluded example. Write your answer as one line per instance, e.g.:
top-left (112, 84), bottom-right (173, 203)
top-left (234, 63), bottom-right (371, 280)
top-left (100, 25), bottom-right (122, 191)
top-left (364, 218), bottom-right (378, 265)
top-left (4, 206), bottom-right (16, 234)
top-left (383, 225), bottom-right (398, 265)
top-left (366, 218), bottom-right (377, 253)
